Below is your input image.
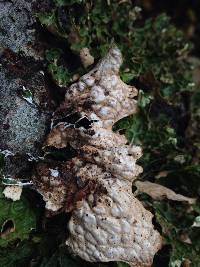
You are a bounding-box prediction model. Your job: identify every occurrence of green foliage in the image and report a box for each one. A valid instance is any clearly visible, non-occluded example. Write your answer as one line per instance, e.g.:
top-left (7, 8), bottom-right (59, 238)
top-left (37, 0), bottom-right (193, 98)
top-left (0, 241), bottom-right (35, 267)
top-left (45, 49), bottom-right (71, 87)
top-left (153, 201), bottom-right (200, 266)
top-left (116, 263), bottom-right (130, 267)
top-left (0, 187), bottom-right (36, 247)
top-left (38, 246), bottom-right (83, 267)
top-left (169, 241), bottom-right (200, 267)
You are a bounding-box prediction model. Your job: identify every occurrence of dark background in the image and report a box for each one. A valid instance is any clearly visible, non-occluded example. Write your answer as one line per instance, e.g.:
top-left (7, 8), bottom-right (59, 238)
top-left (137, 0), bottom-right (200, 55)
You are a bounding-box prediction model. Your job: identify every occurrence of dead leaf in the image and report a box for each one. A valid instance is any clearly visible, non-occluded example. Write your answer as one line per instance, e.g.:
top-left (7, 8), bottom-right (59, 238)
top-left (155, 170), bottom-right (169, 178)
top-left (80, 47), bottom-right (94, 68)
top-left (135, 181), bottom-right (196, 204)
top-left (1, 219), bottom-right (15, 238)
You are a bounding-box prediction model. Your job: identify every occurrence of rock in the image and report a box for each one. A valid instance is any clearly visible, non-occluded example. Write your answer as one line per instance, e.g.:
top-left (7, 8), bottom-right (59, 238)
top-left (0, 0), bottom-right (38, 58)
top-left (0, 0), bottom-right (54, 179)
top-left (0, 69), bottom-right (50, 155)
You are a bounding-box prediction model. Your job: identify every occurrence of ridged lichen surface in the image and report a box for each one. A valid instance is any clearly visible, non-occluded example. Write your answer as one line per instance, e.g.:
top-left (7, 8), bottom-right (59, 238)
top-left (33, 47), bottom-right (162, 267)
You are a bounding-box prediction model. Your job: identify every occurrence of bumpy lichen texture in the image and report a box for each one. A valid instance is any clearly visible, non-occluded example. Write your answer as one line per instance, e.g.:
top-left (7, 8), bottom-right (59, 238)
top-left (34, 47), bottom-right (162, 266)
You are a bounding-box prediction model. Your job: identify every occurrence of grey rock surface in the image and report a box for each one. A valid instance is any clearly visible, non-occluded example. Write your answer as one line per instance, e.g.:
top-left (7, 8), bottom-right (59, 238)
top-left (0, 0), bottom-right (36, 57)
top-left (0, 0), bottom-right (53, 178)
top-left (0, 70), bottom-right (49, 155)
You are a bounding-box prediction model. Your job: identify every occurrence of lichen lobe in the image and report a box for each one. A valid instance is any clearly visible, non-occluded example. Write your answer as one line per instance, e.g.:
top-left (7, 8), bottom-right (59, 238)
top-left (35, 47), bottom-right (162, 266)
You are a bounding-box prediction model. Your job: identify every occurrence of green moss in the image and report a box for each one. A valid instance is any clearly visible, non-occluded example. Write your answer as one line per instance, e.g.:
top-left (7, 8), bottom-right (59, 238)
top-left (0, 187), bottom-right (36, 247)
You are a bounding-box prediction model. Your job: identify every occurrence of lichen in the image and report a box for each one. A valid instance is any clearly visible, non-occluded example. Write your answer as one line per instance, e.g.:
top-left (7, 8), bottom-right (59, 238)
top-left (3, 186), bottom-right (22, 201)
top-left (33, 47), bottom-right (162, 266)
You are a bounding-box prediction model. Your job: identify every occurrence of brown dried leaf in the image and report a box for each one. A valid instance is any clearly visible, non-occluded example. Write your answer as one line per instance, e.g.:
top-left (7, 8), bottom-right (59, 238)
top-left (135, 181), bottom-right (196, 204)
top-left (80, 47), bottom-right (94, 68)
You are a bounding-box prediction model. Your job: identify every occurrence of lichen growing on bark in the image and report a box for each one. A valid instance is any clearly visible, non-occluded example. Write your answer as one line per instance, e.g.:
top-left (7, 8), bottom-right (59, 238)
top-left (33, 47), bottom-right (162, 266)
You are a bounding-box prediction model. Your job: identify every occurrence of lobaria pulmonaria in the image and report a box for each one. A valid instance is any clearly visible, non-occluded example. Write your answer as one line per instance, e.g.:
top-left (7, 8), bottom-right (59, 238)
top-left (33, 46), bottom-right (162, 267)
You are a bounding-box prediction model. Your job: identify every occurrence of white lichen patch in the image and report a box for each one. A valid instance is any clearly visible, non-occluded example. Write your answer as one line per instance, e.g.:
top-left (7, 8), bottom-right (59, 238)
top-left (3, 186), bottom-right (22, 201)
top-left (35, 46), bottom-right (162, 266)
top-left (49, 168), bottom-right (59, 178)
